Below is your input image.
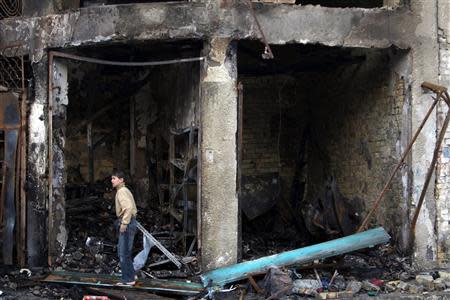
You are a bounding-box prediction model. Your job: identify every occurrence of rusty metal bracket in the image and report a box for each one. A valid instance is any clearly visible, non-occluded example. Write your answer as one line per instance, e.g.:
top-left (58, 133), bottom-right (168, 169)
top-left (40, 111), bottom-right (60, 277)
top-left (358, 82), bottom-right (450, 233)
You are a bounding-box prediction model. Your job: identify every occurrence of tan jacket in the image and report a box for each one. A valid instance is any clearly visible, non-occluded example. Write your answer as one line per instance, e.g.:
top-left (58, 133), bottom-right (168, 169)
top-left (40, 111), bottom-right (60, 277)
top-left (115, 183), bottom-right (137, 225)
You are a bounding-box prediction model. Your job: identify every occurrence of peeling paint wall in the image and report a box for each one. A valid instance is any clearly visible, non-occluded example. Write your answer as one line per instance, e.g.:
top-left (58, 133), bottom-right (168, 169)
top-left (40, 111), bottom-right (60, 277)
top-left (27, 59), bottom-right (49, 266)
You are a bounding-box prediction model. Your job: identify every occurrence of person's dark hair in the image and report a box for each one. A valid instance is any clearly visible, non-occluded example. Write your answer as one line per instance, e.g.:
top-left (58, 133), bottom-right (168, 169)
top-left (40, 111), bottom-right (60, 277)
top-left (112, 170), bottom-right (126, 180)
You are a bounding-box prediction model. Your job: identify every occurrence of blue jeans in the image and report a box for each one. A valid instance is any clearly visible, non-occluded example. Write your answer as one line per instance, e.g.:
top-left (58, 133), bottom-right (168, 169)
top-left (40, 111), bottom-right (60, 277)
top-left (117, 218), bottom-right (137, 282)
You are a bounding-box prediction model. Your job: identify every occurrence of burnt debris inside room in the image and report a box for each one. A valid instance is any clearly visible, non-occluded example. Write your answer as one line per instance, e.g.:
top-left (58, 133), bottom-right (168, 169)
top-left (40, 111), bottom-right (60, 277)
top-left (56, 41), bottom-right (201, 275)
top-left (237, 41), bottom-right (409, 260)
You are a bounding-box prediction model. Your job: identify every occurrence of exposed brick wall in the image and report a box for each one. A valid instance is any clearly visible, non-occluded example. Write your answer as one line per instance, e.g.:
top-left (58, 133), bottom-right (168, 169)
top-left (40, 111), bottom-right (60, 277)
top-left (241, 48), bottom-right (407, 237)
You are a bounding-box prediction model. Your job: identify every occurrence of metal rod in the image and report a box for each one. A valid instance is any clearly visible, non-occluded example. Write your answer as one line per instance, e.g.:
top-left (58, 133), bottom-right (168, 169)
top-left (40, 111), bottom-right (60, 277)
top-left (243, 0), bottom-right (274, 59)
top-left (357, 94), bottom-right (440, 232)
top-left (47, 52), bottom-right (54, 266)
top-left (411, 92), bottom-right (450, 231)
top-left (19, 87), bottom-right (27, 266)
top-left (136, 221), bottom-right (182, 269)
top-left (49, 51), bottom-right (205, 67)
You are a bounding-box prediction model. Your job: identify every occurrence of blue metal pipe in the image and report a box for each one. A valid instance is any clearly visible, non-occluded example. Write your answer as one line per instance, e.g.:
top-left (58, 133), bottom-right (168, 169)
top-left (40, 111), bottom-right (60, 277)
top-left (201, 227), bottom-right (390, 287)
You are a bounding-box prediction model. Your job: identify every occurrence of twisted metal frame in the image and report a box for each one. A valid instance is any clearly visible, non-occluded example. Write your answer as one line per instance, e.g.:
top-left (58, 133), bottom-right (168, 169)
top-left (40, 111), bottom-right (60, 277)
top-left (0, 0), bottom-right (22, 19)
top-left (0, 45), bottom-right (24, 91)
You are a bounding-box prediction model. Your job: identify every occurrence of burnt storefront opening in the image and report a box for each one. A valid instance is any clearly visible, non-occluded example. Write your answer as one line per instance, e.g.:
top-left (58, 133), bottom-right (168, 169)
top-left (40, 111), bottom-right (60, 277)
top-left (51, 41), bottom-right (202, 273)
top-left (237, 41), bottom-right (409, 258)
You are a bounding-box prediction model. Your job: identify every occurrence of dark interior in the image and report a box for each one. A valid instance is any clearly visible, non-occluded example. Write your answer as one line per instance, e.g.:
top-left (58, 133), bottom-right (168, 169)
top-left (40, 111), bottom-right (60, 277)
top-left (238, 41), bottom-right (407, 258)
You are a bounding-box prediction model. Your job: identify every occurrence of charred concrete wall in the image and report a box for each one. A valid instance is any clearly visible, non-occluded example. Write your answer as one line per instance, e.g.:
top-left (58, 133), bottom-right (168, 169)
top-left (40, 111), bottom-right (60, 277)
top-left (27, 59), bottom-right (49, 267)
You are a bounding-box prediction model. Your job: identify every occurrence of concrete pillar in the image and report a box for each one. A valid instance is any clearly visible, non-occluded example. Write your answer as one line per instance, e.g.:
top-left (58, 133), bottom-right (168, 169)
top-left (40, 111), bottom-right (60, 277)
top-left (410, 0), bottom-right (440, 269)
top-left (200, 38), bottom-right (238, 271)
top-left (48, 58), bottom-right (68, 263)
top-left (27, 58), bottom-right (49, 267)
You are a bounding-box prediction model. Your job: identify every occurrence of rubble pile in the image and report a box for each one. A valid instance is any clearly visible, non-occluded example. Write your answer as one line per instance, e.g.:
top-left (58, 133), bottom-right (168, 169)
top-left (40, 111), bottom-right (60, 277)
top-left (213, 244), bottom-right (450, 299)
top-left (57, 195), bottom-right (119, 274)
top-left (56, 184), bottom-right (195, 277)
top-left (0, 268), bottom-right (80, 299)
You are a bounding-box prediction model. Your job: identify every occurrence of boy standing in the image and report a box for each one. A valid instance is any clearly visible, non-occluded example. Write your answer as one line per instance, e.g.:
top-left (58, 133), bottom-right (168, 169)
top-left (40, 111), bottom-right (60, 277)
top-left (111, 170), bottom-right (138, 286)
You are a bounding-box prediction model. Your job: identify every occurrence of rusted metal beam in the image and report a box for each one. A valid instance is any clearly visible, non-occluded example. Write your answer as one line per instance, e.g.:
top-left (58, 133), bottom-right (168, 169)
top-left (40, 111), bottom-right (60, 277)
top-left (421, 82), bottom-right (448, 94)
top-left (411, 92), bottom-right (450, 232)
top-left (357, 92), bottom-right (441, 232)
top-left (247, 275), bottom-right (264, 294)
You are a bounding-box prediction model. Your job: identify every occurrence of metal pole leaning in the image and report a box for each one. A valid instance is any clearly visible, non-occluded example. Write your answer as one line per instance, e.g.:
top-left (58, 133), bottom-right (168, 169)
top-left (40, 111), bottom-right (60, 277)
top-left (411, 91), bottom-right (450, 232)
top-left (357, 92), bottom-right (441, 232)
top-left (136, 221), bottom-right (182, 269)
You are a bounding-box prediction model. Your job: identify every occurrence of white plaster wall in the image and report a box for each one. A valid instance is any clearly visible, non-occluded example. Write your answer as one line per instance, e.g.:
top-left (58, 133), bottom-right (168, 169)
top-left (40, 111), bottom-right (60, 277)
top-left (411, 0), bottom-right (440, 269)
top-left (435, 0), bottom-right (450, 266)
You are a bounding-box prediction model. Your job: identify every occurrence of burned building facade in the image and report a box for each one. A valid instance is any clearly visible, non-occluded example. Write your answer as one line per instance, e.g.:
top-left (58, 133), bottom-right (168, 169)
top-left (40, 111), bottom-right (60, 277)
top-left (1, 0), bottom-right (450, 273)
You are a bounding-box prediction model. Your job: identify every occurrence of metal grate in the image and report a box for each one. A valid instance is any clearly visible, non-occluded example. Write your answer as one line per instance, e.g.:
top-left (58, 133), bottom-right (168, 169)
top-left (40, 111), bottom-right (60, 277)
top-left (0, 45), bottom-right (24, 92)
top-left (0, 0), bottom-right (22, 19)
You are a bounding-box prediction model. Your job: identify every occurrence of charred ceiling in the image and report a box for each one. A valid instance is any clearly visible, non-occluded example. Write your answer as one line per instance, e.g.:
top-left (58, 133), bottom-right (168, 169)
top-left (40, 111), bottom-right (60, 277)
top-left (238, 41), bottom-right (369, 76)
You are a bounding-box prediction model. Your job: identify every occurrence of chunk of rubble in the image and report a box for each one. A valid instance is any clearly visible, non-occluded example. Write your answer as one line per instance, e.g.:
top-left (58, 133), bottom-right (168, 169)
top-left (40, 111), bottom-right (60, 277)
top-left (362, 280), bottom-right (380, 291)
top-left (415, 274), bottom-right (434, 290)
top-left (397, 281), bottom-right (409, 291)
top-left (293, 279), bottom-right (322, 290)
top-left (408, 283), bottom-right (424, 294)
top-left (346, 280), bottom-right (362, 294)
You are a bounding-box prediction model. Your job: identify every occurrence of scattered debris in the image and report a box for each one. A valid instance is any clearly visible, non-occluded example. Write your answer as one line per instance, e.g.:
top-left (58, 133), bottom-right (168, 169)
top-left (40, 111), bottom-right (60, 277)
top-left (201, 227), bottom-right (390, 287)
